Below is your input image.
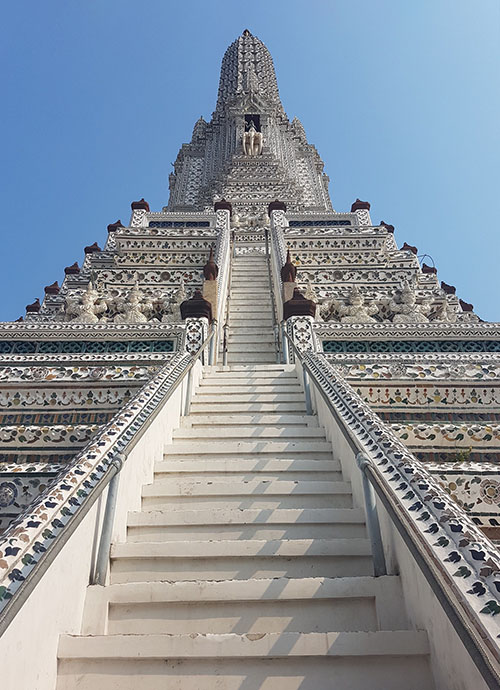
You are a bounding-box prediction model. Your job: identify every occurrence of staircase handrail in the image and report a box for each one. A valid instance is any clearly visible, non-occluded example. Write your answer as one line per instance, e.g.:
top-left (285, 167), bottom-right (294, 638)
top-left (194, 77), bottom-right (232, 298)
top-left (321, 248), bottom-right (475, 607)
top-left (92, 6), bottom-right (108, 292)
top-left (214, 209), bottom-right (232, 363)
top-left (0, 325), bottom-right (216, 635)
top-left (285, 333), bottom-right (500, 689)
top-left (264, 227), bottom-right (280, 363)
top-left (221, 230), bottom-right (236, 366)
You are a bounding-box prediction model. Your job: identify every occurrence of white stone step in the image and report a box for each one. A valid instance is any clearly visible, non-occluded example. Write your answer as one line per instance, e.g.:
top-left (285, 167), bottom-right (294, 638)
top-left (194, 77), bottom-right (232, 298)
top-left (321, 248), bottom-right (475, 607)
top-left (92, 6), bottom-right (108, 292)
top-left (190, 401), bottom-right (308, 413)
top-left (190, 392), bottom-right (305, 404)
top-left (229, 320), bottom-right (273, 329)
top-left (127, 508), bottom-right (366, 541)
top-left (226, 344), bottom-right (276, 355)
top-left (199, 377), bottom-right (298, 388)
top-left (172, 426), bottom-right (324, 439)
top-left (110, 538), bottom-right (373, 583)
top-left (102, 575), bottom-right (400, 635)
top-left (225, 352), bottom-right (277, 363)
top-left (196, 383), bottom-right (300, 395)
top-left (227, 334), bottom-right (275, 344)
top-left (227, 327), bottom-right (275, 337)
top-left (215, 364), bottom-right (291, 371)
top-left (230, 297), bottom-right (271, 305)
top-left (164, 440), bottom-right (333, 455)
top-left (182, 413), bottom-right (318, 426)
top-left (204, 368), bottom-right (294, 378)
top-left (142, 485), bottom-right (352, 511)
top-left (155, 460), bottom-right (342, 482)
top-left (229, 302), bottom-right (273, 310)
top-left (199, 382), bottom-right (297, 392)
top-left (58, 631), bottom-right (432, 690)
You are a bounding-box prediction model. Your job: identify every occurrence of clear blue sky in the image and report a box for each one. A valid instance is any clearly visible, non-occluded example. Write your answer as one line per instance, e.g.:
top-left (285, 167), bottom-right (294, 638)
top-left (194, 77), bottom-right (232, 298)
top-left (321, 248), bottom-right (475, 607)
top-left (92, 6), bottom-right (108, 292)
top-left (1, 0), bottom-right (499, 321)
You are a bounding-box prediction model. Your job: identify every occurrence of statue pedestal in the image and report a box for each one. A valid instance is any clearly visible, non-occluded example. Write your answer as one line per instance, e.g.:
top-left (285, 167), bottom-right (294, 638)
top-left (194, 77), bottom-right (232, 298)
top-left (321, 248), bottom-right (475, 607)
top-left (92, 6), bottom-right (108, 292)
top-left (203, 280), bottom-right (218, 320)
top-left (283, 281), bottom-right (296, 305)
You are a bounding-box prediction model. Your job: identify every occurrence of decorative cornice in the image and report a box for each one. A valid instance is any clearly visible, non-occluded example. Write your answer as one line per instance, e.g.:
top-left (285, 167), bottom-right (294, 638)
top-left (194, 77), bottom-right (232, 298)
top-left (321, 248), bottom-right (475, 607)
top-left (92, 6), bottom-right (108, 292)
top-left (0, 323), bottom-right (185, 341)
top-left (315, 322), bottom-right (500, 340)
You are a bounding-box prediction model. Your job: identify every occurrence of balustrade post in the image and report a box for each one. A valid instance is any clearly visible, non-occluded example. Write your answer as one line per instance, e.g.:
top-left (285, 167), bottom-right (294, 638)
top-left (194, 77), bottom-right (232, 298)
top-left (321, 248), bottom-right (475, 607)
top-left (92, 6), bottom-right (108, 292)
top-left (356, 453), bottom-right (387, 577)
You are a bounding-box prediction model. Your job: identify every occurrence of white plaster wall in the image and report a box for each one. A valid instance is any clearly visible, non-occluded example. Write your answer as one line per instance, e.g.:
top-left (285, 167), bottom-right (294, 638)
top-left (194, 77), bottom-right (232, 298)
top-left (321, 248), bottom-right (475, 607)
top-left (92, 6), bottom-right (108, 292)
top-left (0, 501), bottom-right (101, 690)
top-left (384, 513), bottom-right (491, 690)
top-left (0, 359), bottom-right (202, 690)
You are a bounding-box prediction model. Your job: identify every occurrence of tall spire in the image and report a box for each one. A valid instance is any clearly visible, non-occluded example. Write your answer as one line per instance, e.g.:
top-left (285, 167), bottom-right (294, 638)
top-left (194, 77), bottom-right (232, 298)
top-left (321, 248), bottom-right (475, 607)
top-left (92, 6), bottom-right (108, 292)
top-left (167, 31), bottom-right (332, 213)
top-left (215, 30), bottom-right (285, 116)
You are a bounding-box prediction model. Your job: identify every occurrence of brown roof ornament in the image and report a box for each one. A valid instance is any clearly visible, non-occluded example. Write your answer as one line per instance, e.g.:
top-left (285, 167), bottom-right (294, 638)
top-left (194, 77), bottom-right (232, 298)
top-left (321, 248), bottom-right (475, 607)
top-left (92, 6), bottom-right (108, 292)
top-left (459, 299), bottom-right (474, 312)
top-left (283, 288), bottom-right (316, 321)
top-left (107, 220), bottom-right (124, 233)
top-left (422, 263), bottom-right (437, 275)
top-left (214, 199), bottom-right (232, 216)
top-left (268, 199), bottom-right (287, 216)
top-left (15, 316), bottom-right (23, 322)
top-left (441, 281), bottom-right (456, 295)
top-left (203, 247), bottom-right (218, 281)
top-left (180, 289), bottom-right (213, 322)
top-left (351, 199), bottom-right (371, 212)
top-left (26, 298), bottom-right (41, 313)
top-left (64, 262), bottom-right (80, 275)
top-left (380, 220), bottom-right (395, 233)
top-left (281, 249), bottom-right (297, 283)
top-left (401, 242), bottom-right (418, 255)
top-left (44, 281), bottom-right (60, 295)
top-left (84, 242), bottom-right (101, 254)
top-left (131, 198), bottom-right (150, 211)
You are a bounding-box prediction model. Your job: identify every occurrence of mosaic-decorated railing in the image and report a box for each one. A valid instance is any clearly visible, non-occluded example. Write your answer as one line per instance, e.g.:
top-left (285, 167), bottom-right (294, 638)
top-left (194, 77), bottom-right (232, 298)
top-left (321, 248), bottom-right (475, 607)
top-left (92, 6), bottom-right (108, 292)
top-left (0, 350), bottom-right (194, 614)
top-left (301, 349), bottom-right (500, 668)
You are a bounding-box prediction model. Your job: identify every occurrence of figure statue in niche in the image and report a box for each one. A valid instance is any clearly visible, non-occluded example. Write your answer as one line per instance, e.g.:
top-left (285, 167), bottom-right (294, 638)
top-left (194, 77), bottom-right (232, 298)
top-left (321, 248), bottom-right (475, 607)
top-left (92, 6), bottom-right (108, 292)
top-left (232, 209), bottom-right (267, 229)
top-left (65, 282), bottom-right (107, 324)
top-left (242, 121), bottom-right (263, 156)
top-left (430, 298), bottom-right (459, 323)
top-left (161, 278), bottom-right (187, 323)
top-left (389, 280), bottom-right (431, 323)
top-left (338, 286), bottom-right (378, 323)
top-left (114, 280), bottom-right (149, 324)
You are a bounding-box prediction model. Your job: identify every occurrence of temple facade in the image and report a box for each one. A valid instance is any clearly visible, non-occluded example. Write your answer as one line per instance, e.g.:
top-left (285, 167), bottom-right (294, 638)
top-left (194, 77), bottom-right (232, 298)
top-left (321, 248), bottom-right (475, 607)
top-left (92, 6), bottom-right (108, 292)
top-left (1, 30), bottom-right (499, 690)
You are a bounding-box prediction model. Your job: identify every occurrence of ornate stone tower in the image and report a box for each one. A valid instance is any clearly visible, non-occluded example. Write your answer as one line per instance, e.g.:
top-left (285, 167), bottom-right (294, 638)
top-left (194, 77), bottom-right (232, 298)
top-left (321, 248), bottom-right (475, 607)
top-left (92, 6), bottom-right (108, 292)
top-left (167, 30), bottom-right (332, 214)
top-left (1, 30), bottom-right (500, 690)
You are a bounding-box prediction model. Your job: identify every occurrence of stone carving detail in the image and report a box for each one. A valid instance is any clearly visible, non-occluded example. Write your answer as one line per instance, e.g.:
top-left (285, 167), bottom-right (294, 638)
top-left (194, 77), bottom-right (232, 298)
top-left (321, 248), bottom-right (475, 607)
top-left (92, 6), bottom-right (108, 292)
top-left (161, 279), bottom-right (186, 323)
top-left (242, 121), bottom-right (263, 156)
top-left (65, 282), bottom-right (107, 324)
top-left (389, 280), bottom-right (431, 323)
top-left (320, 285), bottom-right (378, 324)
top-left (113, 281), bottom-right (152, 324)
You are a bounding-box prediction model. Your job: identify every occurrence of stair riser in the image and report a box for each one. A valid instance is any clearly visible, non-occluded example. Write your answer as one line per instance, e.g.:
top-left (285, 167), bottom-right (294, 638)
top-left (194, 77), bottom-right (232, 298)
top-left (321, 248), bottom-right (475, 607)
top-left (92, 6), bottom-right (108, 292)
top-left (194, 387), bottom-right (303, 397)
top-left (57, 657), bottom-right (432, 690)
top-left (183, 415), bottom-right (317, 427)
top-left (225, 346), bottom-right (276, 354)
top-left (156, 468), bottom-right (343, 479)
top-left (141, 495), bottom-right (353, 510)
top-left (190, 394), bottom-right (306, 403)
top-left (190, 404), bottom-right (308, 412)
top-left (225, 355), bottom-right (277, 364)
top-left (127, 523), bottom-right (367, 541)
top-left (164, 442), bottom-right (333, 454)
top-left (107, 597), bottom-right (377, 635)
top-left (110, 555), bottom-right (373, 583)
top-left (172, 429), bottom-right (323, 440)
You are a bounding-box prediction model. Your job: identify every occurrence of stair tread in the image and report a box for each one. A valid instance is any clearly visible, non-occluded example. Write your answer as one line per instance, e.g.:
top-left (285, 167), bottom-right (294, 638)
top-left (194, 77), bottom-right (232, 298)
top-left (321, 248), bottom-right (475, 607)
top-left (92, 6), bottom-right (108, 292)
top-left (128, 507), bottom-right (365, 526)
top-left (112, 538), bottom-right (372, 559)
top-left (96, 575), bottom-right (398, 603)
top-left (59, 630), bottom-right (429, 659)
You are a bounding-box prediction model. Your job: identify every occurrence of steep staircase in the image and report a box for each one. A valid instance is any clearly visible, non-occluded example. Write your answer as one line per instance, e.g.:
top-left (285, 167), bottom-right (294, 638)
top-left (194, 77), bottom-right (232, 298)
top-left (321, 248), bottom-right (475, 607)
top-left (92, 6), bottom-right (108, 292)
top-left (225, 252), bottom-right (276, 364)
top-left (56, 253), bottom-right (435, 689)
